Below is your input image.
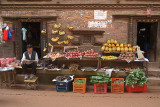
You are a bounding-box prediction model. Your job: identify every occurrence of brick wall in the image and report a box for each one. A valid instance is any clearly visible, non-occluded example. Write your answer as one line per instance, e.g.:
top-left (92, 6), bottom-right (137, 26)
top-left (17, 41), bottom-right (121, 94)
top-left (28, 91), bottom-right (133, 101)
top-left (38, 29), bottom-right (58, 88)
top-left (0, 7), bottom-right (160, 58)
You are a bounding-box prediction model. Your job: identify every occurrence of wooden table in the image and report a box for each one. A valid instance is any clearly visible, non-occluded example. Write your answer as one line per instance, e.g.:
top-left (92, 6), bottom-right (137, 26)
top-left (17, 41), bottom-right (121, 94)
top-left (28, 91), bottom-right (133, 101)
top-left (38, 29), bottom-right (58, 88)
top-left (0, 68), bottom-right (16, 88)
top-left (100, 59), bottom-right (149, 77)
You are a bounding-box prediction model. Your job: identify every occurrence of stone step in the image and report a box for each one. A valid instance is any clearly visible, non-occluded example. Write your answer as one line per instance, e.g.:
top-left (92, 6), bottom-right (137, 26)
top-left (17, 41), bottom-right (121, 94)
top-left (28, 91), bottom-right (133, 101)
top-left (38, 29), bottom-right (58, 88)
top-left (148, 77), bottom-right (160, 86)
top-left (148, 68), bottom-right (160, 77)
top-left (148, 62), bottom-right (160, 68)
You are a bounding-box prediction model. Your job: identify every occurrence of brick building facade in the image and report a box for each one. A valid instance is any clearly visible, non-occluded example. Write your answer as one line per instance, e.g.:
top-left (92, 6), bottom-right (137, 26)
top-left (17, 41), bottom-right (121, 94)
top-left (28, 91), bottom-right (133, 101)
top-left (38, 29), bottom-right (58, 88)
top-left (0, 0), bottom-right (160, 62)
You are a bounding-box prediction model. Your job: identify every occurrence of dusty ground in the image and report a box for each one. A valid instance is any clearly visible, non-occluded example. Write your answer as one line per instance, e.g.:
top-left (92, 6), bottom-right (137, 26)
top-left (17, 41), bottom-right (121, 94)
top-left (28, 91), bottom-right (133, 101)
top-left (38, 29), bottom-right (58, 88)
top-left (0, 85), bottom-right (160, 107)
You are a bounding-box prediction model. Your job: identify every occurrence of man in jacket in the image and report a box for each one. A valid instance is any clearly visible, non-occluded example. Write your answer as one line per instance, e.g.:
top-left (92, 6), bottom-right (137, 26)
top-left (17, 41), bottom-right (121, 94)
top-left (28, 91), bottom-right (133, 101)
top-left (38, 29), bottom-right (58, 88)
top-left (21, 44), bottom-right (38, 80)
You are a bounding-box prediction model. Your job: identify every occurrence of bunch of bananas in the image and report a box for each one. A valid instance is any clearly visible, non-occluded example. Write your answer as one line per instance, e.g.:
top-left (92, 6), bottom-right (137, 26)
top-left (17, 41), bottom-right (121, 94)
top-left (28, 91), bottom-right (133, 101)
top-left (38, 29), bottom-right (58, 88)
top-left (48, 43), bottom-right (53, 47)
top-left (43, 48), bottom-right (47, 52)
top-left (63, 40), bottom-right (69, 45)
top-left (67, 25), bottom-right (73, 30)
top-left (59, 31), bottom-right (65, 35)
top-left (52, 30), bottom-right (58, 34)
top-left (54, 24), bottom-right (61, 28)
top-left (101, 55), bottom-right (118, 60)
top-left (41, 29), bottom-right (46, 34)
top-left (51, 37), bottom-right (59, 42)
top-left (67, 35), bottom-right (74, 39)
top-left (57, 41), bottom-right (63, 45)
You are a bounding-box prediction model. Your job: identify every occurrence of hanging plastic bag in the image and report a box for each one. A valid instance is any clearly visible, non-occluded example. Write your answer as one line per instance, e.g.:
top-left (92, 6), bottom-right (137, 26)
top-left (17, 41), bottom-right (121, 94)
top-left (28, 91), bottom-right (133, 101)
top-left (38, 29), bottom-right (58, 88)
top-left (8, 29), bottom-right (12, 39)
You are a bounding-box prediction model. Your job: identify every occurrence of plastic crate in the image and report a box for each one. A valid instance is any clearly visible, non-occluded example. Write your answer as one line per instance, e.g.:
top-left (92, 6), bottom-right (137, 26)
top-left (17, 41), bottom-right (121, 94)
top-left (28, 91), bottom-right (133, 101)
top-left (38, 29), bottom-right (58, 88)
top-left (125, 84), bottom-right (147, 93)
top-left (56, 81), bottom-right (72, 92)
top-left (73, 78), bottom-right (86, 93)
top-left (111, 78), bottom-right (124, 93)
top-left (94, 83), bottom-right (107, 94)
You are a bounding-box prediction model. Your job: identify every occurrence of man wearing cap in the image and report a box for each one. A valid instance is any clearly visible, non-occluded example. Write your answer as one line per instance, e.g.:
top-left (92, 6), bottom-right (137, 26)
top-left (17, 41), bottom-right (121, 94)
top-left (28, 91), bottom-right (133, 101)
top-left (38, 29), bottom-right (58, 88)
top-left (21, 44), bottom-right (38, 80)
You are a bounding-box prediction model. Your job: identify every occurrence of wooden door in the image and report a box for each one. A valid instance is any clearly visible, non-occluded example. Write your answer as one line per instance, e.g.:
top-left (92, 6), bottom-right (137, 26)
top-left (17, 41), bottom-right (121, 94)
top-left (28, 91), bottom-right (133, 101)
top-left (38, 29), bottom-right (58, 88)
top-left (156, 21), bottom-right (160, 62)
top-left (13, 20), bottom-right (22, 60)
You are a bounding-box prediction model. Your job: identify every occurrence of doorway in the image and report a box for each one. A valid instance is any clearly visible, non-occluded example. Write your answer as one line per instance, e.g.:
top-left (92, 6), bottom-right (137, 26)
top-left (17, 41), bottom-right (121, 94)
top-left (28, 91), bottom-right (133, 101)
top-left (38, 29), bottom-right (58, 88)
top-left (21, 22), bottom-right (41, 58)
top-left (137, 22), bottom-right (158, 62)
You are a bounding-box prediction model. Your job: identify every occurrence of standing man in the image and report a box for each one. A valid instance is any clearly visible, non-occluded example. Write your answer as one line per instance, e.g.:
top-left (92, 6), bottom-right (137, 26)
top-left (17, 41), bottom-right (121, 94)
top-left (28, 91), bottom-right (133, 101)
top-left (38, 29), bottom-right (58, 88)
top-left (21, 44), bottom-right (38, 80)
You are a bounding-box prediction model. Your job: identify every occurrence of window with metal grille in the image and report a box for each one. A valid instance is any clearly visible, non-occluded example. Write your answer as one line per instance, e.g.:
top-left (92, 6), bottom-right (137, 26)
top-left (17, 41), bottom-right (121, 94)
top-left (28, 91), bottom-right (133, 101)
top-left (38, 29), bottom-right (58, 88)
top-left (82, 35), bottom-right (94, 45)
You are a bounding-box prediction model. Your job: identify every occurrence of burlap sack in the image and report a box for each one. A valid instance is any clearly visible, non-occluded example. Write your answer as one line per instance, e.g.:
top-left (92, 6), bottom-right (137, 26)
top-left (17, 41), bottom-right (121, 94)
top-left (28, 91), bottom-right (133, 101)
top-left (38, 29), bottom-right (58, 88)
top-left (137, 46), bottom-right (145, 60)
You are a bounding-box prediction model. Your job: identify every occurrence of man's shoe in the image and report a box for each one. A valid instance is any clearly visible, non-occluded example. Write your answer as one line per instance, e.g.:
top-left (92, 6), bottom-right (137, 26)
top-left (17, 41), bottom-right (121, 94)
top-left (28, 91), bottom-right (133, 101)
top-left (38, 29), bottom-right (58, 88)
top-left (24, 75), bottom-right (29, 80)
top-left (30, 74), bottom-right (35, 80)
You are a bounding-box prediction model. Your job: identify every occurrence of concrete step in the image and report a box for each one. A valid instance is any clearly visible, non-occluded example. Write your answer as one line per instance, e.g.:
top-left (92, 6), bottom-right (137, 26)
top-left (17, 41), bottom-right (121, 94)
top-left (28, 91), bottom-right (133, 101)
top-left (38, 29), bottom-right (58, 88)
top-left (148, 77), bottom-right (160, 86)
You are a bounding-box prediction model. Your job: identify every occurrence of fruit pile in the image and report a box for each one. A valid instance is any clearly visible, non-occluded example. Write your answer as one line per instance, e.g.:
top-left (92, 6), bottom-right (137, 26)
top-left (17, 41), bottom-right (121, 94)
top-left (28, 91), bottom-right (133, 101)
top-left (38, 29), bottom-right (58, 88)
top-left (81, 49), bottom-right (99, 58)
top-left (101, 39), bottom-right (137, 52)
top-left (44, 53), bottom-right (64, 58)
top-left (69, 64), bottom-right (79, 72)
top-left (65, 50), bottom-right (82, 58)
top-left (101, 55), bottom-right (118, 60)
top-left (119, 52), bottom-right (136, 60)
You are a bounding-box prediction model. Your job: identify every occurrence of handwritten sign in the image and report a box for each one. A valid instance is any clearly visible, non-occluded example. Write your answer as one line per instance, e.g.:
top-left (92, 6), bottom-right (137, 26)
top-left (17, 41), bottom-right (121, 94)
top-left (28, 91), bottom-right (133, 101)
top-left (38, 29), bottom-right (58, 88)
top-left (88, 21), bottom-right (112, 28)
top-left (94, 10), bottom-right (107, 20)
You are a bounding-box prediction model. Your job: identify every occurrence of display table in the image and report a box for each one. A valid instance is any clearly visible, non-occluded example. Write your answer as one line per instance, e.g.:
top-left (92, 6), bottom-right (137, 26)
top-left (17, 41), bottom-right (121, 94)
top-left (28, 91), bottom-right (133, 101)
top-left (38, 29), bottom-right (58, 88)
top-left (0, 67), bottom-right (16, 88)
top-left (100, 58), bottom-right (149, 77)
top-left (43, 57), bottom-right (148, 76)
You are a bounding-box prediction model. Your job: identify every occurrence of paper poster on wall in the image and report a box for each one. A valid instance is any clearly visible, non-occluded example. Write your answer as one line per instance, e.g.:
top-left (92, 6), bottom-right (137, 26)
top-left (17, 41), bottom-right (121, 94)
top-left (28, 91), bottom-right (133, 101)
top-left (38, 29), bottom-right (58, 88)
top-left (88, 21), bottom-right (107, 28)
top-left (94, 10), bottom-right (107, 20)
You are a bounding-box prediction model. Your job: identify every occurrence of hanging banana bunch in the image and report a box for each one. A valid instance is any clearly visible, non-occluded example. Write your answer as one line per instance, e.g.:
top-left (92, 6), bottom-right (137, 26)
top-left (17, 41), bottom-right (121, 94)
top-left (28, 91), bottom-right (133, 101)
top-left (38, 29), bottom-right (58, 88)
top-left (67, 35), bottom-right (74, 40)
top-left (48, 43), bottom-right (53, 47)
top-left (59, 31), bottom-right (65, 35)
top-left (67, 25), bottom-right (73, 30)
top-left (57, 41), bottom-right (64, 45)
top-left (41, 29), bottom-right (46, 34)
top-left (43, 48), bottom-right (47, 52)
top-left (52, 30), bottom-right (58, 34)
top-left (63, 40), bottom-right (69, 45)
top-left (51, 37), bottom-right (59, 42)
top-left (54, 23), bottom-right (61, 28)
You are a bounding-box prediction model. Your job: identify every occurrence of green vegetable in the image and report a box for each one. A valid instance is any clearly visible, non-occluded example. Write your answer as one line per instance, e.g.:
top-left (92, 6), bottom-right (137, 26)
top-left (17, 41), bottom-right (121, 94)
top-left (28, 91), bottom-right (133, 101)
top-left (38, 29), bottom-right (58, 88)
top-left (125, 68), bottom-right (148, 88)
top-left (113, 80), bottom-right (123, 83)
top-left (75, 80), bottom-right (85, 83)
top-left (90, 73), bottom-right (111, 84)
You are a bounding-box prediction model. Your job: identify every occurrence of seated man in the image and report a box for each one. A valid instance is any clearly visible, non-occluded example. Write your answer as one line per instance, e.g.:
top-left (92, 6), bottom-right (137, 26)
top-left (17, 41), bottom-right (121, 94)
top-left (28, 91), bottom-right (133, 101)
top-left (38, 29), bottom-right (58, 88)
top-left (21, 44), bottom-right (38, 80)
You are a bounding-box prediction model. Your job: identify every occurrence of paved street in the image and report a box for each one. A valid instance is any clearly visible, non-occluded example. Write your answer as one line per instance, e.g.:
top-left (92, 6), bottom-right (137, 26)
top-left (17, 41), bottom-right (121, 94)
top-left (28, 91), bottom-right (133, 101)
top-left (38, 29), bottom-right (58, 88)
top-left (0, 85), bottom-right (160, 107)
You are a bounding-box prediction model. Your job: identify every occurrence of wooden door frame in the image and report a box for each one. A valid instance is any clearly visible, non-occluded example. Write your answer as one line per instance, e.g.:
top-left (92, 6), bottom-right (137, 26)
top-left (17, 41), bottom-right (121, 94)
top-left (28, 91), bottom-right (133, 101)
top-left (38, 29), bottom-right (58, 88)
top-left (129, 16), bottom-right (160, 62)
top-left (2, 17), bottom-right (57, 60)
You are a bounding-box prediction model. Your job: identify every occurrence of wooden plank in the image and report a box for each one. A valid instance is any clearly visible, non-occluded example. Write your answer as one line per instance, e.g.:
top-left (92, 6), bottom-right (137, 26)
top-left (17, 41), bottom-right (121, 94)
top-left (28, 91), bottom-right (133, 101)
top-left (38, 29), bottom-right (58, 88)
top-left (24, 77), bottom-right (38, 83)
top-left (45, 69), bottom-right (98, 75)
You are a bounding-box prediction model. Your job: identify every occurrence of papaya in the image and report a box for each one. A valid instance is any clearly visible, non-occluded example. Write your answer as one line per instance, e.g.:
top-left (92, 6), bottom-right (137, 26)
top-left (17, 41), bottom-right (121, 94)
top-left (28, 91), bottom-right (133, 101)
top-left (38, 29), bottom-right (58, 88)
top-left (112, 44), bottom-right (115, 47)
top-left (108, 44), bottom-right (112, 48)
top-left (120, 44), bottom-right (124, 48)
top-left (101, 46), bottom-right (105, 51)
top-left (114, 40), bottom-right (118, 44)
top-left (109, 48), bottom-right (112, 52)
top-left (111, 39), bottom-right (114, 44)
top-left (125, 47), bottom-right (128, 52)
top-left (112, 47), bottom-right (116, 52)
top-left (105, 47), bottom-right (109, 51)
top-left (129, 47), bottom-right (133, 52)
top-left (116, 44), bottom-right (119, 47)
top-left (117, 47), bottom-right (120, 52)
top-left (120, 47), bottom-right (124, 52)
top-left (128, 44), bottom-right (131, 47)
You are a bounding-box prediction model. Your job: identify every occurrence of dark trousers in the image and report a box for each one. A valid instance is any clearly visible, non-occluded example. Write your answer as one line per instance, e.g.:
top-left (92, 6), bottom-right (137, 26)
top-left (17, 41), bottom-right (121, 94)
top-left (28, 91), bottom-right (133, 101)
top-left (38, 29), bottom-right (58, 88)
top-left (22, 63), bottom-right (37, 75)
